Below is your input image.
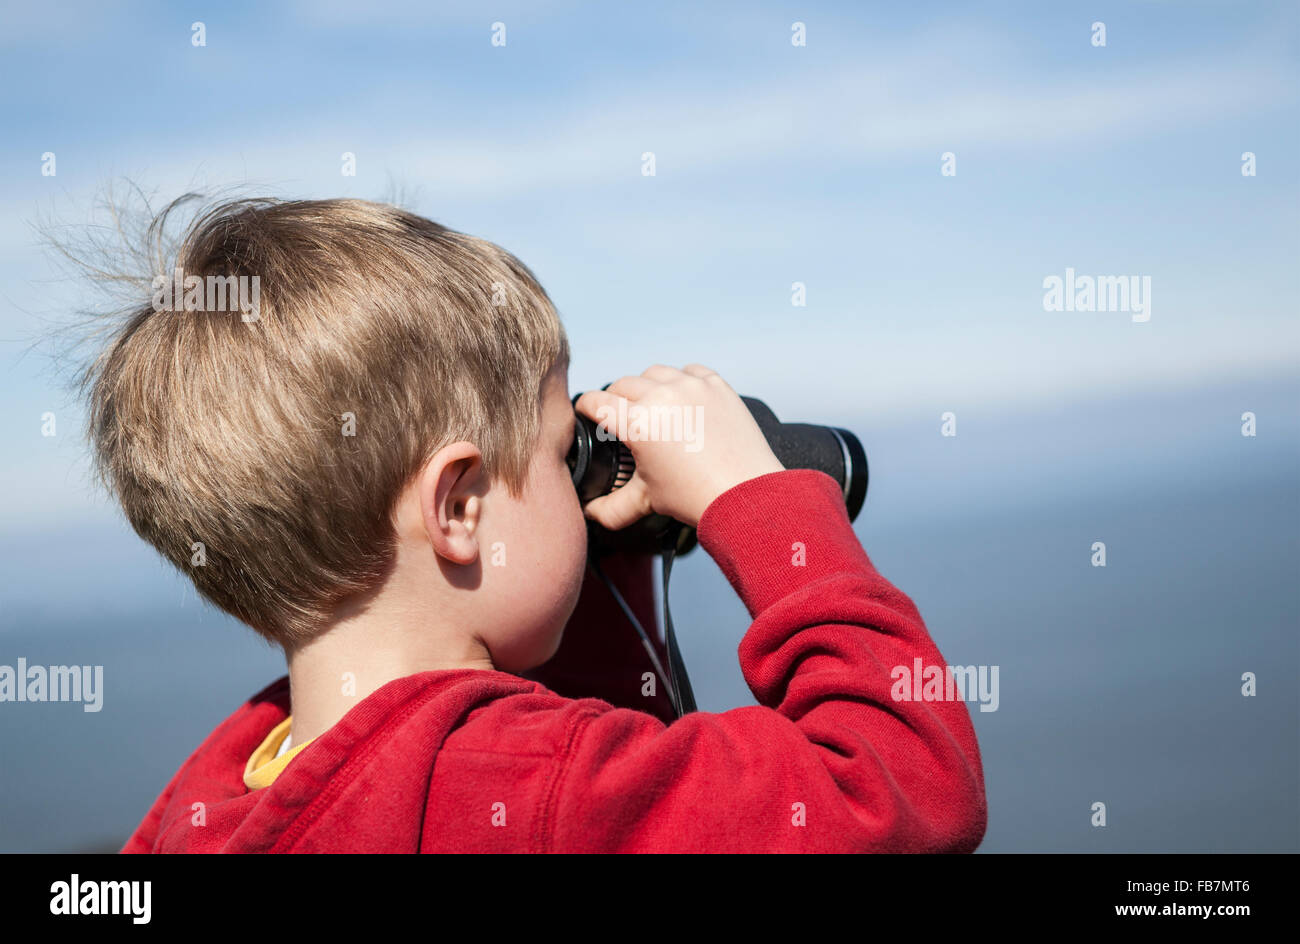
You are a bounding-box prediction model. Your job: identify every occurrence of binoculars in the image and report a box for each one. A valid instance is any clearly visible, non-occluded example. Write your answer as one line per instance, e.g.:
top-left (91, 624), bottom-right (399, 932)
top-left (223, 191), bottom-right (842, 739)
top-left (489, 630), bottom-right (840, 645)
top-left (566, 392), bottom-right (868, 554)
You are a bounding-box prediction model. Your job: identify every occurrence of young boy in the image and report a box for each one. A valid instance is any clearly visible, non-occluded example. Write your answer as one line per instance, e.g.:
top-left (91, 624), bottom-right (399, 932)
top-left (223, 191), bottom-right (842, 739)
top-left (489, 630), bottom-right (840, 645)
top-left (103, 198), bottom-right (986, 853)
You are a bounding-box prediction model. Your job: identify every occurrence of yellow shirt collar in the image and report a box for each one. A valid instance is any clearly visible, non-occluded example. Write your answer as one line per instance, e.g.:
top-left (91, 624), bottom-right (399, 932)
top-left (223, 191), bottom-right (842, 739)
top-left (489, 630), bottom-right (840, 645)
top-left (243, 717), bottom-right (316, 790)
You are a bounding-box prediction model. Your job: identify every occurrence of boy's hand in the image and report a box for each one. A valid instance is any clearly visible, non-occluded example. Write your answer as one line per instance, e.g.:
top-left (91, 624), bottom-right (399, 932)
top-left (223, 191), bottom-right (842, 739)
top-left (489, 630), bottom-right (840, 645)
top-left (574, 364), bottom-right (784, 530)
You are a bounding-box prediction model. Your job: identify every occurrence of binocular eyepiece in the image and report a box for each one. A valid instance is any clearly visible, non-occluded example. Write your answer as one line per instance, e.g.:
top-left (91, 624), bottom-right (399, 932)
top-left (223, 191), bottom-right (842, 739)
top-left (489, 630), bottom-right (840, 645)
top-left (567, 392), bottom-right (868, 554)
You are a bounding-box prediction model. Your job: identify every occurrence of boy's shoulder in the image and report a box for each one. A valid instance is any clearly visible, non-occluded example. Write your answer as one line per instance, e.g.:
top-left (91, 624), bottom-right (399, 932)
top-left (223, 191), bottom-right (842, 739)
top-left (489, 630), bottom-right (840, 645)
top-left (257, 668), bottom-right (626, 853)
top-left (244, 666), bottom-right (618, 782)
top-left (125, 667), bottom-right (625, 853)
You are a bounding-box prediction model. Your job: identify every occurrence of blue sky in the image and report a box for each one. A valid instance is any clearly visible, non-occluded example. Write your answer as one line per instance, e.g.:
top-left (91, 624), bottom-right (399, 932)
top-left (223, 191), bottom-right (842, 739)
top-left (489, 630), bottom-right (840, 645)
top-left (1, 0), bottom-right (1297, 533)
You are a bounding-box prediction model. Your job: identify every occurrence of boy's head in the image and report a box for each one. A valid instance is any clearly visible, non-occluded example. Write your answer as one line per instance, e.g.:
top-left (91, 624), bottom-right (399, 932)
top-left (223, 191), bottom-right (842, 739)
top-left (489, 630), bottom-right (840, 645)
top-left (84, 197), bottom-right (587, 667)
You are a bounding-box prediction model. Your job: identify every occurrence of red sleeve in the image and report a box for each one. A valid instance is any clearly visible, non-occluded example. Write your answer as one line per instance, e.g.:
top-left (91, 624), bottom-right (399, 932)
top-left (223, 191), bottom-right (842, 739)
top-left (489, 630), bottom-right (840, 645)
top-left (548, 469), bottom-right (988, 853)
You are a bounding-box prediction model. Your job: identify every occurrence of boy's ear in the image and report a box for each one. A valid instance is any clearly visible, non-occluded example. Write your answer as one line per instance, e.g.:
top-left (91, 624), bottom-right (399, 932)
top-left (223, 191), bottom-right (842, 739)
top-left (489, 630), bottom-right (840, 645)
top-left (417, 441), bottom-right (485, 565)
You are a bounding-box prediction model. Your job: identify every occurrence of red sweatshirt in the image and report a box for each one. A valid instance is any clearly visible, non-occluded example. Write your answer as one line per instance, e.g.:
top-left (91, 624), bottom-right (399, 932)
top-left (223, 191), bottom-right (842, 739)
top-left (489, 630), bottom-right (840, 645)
top-left (121, 469), bottom-right (987, 853)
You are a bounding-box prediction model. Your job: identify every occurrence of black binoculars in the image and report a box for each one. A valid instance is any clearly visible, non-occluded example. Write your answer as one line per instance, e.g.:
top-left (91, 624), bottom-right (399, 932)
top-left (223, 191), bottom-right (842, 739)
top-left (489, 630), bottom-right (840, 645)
top-left (566, 392), bottom-right (868, 555)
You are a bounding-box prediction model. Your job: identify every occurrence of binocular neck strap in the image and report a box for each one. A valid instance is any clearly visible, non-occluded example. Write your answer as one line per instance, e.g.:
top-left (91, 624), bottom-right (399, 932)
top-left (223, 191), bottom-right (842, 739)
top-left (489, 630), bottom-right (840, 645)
top-left (587, 528), bottom-right (698, 721)
top-left (661, 533), bottom-right (698, 718)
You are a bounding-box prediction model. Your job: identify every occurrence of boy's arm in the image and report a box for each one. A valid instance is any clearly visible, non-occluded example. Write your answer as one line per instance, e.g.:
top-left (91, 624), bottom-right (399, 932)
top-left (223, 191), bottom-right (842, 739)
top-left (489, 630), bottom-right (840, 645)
top-left (547, 469), bottom-right (988, 853)
top-left (522, 549), bottom-right (677, 723)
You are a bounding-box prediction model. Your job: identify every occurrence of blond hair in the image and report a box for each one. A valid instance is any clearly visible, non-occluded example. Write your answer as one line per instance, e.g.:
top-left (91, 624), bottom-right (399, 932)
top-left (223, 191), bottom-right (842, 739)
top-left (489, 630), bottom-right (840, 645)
top-left (80, 196), bottom-right (568, 647)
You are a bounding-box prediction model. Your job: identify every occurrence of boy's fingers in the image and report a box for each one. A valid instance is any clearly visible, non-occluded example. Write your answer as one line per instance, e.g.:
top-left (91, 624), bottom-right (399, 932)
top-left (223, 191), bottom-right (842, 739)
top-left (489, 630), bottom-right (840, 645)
top-left (681, 363), bottom-right (719, 380)
top-left (574, 389), bottom-right (627, 440)
top-left (639, 364), bottom-right (681, 383)
top-left (573, 389), bottom-right (612, 419)
top-left (603, 375), bottom-right (654, 400)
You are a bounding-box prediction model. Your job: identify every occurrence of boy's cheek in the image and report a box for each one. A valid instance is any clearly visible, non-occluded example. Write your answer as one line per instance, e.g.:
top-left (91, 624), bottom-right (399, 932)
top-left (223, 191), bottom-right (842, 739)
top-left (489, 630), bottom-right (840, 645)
top-left (551, 482), bottom-right (588, 626)
top-left (564, 483), bottom-right (589, 583)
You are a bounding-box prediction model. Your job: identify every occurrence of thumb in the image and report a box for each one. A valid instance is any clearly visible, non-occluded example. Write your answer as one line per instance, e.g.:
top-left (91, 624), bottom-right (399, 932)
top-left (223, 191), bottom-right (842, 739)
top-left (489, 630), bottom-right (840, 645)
top-left (581, 476), bottom-right (652, 532)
